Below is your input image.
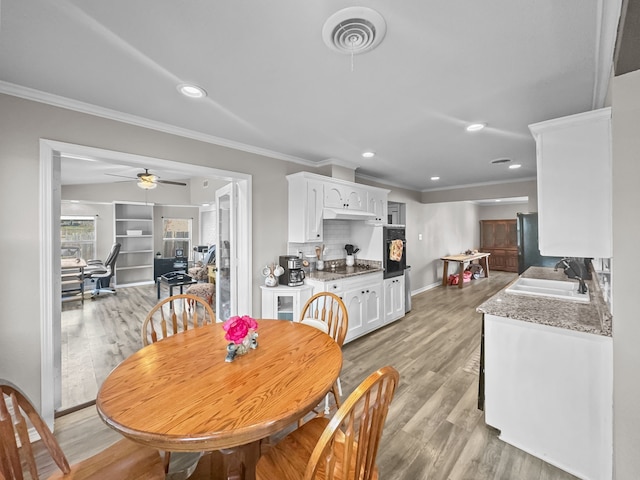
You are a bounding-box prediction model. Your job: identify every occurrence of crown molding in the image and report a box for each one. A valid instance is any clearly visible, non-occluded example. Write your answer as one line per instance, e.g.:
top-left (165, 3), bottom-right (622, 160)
top-left (420, 176), bottom-right (537, 193)
top-left (0, 81), bottom-right (319, 168)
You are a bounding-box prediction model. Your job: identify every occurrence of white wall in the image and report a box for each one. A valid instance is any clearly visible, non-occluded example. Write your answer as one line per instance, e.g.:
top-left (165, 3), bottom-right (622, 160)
top-left (478, 202), bottom-right (528, 220)
top-left (422, 180), bottom-right (538, 213)
top-left (612, 68), bottom-right (640, 479)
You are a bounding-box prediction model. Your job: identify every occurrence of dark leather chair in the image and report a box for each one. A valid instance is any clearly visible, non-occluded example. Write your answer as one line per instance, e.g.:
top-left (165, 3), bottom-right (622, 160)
top-left (85, 242), bottom-right (121, 297)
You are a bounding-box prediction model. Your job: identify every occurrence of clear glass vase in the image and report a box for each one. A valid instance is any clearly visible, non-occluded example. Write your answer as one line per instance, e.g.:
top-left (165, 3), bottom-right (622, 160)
top-left (235, 336), bottom-right (251, 355)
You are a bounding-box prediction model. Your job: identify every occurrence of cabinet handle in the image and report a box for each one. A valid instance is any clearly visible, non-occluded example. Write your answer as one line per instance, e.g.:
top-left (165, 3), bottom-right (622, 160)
top-left (366, 289), bottom-right (370, 293)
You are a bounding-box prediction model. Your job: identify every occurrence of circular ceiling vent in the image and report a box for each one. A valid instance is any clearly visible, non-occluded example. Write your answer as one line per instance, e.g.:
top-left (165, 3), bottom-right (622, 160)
top-left (322, 7), bottom-right (387, 55)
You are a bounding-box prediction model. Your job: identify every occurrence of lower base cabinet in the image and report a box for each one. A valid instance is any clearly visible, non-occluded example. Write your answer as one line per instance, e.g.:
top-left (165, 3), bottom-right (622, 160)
top-left (260, 284), bottom-right (312, 321)
top-left (306, 272), bottom-right (384, 343)
top-left (383, 276), bottom-right (405, 324)
top-left (342, 282), bottom-right (382, 343)
top-left (483, 314), bottom-right (612, 480)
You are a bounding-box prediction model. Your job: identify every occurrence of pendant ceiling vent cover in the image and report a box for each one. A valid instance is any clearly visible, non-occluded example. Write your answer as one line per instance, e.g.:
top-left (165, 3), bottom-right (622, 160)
top-left (322, 7), bottom-right (387, 55)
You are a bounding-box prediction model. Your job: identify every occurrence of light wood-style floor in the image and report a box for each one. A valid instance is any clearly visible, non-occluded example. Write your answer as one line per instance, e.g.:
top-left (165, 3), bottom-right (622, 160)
top-left (60, 282), bottom-right (183, 411)
top-left (51, 271), bottom-right (579, 480)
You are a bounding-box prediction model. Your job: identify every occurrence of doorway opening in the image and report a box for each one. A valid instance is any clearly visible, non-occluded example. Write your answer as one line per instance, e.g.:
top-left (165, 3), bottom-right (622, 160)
top-left (41, 139), bottom-right (252, 424)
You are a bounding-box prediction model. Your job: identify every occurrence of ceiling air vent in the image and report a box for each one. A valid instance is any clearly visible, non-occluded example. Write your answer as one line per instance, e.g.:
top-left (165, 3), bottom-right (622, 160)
top-left (322, 7), bottom-right (387, 55)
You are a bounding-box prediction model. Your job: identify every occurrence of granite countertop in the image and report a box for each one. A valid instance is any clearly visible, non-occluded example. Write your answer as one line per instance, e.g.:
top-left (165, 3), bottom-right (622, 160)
top-left (306, 260), bottom-right (383, 282)
top-left (477, 266), bottom-right (612, 337)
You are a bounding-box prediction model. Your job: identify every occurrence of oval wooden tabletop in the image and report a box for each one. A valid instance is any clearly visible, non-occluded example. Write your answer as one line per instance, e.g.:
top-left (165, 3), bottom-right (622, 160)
top-left (96, 320), bottom-right (343, 452)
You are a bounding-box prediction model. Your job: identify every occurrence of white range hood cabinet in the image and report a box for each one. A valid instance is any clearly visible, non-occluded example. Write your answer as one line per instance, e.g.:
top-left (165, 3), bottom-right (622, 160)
top-left (322, 207), bottom-right (377, 220)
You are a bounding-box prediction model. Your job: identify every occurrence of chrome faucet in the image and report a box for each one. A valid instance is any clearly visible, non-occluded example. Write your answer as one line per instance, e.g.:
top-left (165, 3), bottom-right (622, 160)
top-left (555, 257), bottom-right (588, 294)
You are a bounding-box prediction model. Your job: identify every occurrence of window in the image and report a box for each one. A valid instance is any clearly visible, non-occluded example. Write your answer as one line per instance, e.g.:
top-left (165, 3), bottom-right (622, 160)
top-left (61, 216), bottom-right (96, 260)
top-left (163, 218), bottom-right (192, 259)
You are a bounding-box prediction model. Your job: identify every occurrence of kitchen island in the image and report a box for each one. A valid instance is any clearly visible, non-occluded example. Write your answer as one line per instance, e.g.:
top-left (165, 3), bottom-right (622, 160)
top-left (477, 266), bottom-right (612, 480)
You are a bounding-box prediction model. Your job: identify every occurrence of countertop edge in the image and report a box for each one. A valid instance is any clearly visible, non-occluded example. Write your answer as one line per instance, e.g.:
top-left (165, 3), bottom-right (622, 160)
top-left (476, 266), bottom-right (612, 337)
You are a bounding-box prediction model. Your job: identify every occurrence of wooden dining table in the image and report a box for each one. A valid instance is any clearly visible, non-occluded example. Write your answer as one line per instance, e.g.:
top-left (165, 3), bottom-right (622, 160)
top-left (96, 320), bottom-right (343, 480)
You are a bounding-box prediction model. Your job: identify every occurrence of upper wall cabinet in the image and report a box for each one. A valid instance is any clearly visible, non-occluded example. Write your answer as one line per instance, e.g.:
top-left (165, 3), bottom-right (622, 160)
top-left (529, 108), bottom-right (612, 258)
top-left (324, 183), bottom-right (367, 211)
top-left (288, 176), bottom-right (324, 242)
top-left (367, 190), bottom-right (387, 222)
top-left (287, 172), bottom-right (390, 243)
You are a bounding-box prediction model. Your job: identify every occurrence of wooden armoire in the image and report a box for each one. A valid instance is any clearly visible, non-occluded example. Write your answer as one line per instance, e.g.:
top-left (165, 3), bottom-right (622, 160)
top-left (480, 219), bottom-right (518, 272)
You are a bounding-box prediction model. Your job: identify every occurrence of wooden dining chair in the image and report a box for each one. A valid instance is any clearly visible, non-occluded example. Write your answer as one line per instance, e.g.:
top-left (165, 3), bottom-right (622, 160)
top-left (142, 293), bottom-right (216, 346)
top-left (141, 294), bottom-right (215, 479)
top-left (256, 366), bottom-right (400, 480)
top-left (0, 380), bottom-right (165, 480)
top-left (298, 292), bottom-right (349, 417)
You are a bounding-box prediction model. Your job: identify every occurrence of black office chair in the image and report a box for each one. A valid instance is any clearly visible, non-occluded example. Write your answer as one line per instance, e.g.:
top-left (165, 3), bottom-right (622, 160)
top-left (85, 243), bottom-right (121, 298)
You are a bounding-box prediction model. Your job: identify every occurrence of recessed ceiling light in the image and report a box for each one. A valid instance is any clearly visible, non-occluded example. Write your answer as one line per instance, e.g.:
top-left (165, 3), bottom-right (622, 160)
top-left (178, 83), bottom-right (207, 98)
top-left (509, 164), bottom-right (522, 169)
top-left (466, 123), bottom-right (486, 132)
top-left (430, 176), bottom-right (440, 181)
top-left (495, 199), bottom-right (502, 202)
top-left (362, 151), bottom-right (375, 158)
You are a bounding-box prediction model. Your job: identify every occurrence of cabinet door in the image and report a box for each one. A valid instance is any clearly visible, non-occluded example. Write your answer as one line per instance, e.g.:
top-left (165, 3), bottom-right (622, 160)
top-left (305, 180), bottom-right (323, 241)
top-left (367, 191), bottom-right (387, 222)
top-left (343, 288), bottom-right (365, 342)
top-left (364, 284), bottom-right (383, 330)
top-left (384, 277), bottom-right (404, 323)
top-left (324, 183), bottom-right (366, 210)
top-left (531, 108), bottom-right (612, 257)
top-left (288, 178), bottom-right (323, 242)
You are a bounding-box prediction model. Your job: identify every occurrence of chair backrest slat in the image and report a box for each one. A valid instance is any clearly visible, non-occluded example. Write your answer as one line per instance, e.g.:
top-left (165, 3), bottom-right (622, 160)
top-left (299, 292), bottom-right (348, 348)
top-left (0, 382), bottom-right (71, 480)
top-left (142, 294), bottom-right (216, 346)
top-left (304, 366), bottom-right (399, 480)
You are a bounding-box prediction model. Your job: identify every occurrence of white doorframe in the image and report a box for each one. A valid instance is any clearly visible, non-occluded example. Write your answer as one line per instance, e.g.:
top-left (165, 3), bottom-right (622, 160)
top-left (39, 139), bottom-right (252, 427)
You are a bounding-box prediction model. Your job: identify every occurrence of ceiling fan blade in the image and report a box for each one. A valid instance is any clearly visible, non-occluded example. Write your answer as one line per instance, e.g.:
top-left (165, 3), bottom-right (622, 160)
top-left (157, 179), bottom-right (187, 186)
top-left (105, 173), bottom-right (137, 180)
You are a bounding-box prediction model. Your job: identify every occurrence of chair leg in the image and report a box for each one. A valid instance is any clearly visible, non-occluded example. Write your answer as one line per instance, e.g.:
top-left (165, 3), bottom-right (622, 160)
top-left (331, 382), bottom-right (341, 410)
top-left (336, 376), bottom-right (343, 397)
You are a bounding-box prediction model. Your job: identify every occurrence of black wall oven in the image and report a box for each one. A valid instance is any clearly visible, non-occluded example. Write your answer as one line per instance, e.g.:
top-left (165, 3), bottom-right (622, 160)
top-left (383, 226), bottom-right (406, 279)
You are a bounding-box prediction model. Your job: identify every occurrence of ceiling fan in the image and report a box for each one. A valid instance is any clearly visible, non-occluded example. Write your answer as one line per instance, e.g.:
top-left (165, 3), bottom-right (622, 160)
top-left (106, 168), bottom-right (187, 190)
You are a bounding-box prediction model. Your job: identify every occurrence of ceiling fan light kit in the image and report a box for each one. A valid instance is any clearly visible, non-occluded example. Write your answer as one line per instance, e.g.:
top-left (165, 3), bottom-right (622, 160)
top-left (137, 179), bottom-right (157, 190)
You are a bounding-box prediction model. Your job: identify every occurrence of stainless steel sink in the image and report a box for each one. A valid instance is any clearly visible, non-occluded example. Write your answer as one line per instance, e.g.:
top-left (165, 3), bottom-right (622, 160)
top-left (505, 277), bottom-right (589, 303)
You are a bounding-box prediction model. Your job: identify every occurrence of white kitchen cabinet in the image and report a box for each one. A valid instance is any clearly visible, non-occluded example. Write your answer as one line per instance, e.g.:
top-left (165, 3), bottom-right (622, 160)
top-left (261, 284), bottom-right (312, 321)
top-left (287, 176), bottom-right (324, 242)
top-left (343, 281), bottom-right (382, 343)
top-left (367, 190), bottom-right (387, 222)
top-left (114, 202), bottom-right (154, 286)
top-left (529, 108), bottom-right (612, 258)
top-left (305, 272), bottom-right (383, 343)
top-left (484, 314), bottom-right (612, 480)
top-left (287, 172), bottom-right (389, 243)
top-left (383, 276), bottom-right (405, 324)
top-left (324, 183), bottom-right (367, 211)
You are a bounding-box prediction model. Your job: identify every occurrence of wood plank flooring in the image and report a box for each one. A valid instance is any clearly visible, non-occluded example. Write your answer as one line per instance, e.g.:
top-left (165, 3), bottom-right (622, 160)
top-left (60, 283), bottom-right (169, 411)
top-left (51, 272), bottom-right (579, 479)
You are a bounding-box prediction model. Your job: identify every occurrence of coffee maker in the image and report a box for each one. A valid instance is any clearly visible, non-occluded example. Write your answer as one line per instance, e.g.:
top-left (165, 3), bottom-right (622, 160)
top-left (279, 255), bottom-right (305, 286)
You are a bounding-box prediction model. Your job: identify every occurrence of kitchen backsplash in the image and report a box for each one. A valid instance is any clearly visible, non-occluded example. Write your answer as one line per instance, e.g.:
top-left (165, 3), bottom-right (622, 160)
top-left (289, 220), bottom-right (357, 261)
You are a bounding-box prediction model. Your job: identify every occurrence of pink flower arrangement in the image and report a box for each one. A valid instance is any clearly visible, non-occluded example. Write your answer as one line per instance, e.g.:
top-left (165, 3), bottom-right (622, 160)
top-left (222, 315), bottom-right (258, 344)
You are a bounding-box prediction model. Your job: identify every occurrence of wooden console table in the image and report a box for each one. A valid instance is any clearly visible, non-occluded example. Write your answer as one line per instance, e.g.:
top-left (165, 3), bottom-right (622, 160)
top-left (441, 253), bottom-right (491, 289)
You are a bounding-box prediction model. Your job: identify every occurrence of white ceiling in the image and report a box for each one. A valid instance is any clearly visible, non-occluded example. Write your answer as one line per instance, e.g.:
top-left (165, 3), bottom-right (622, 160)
top-left (0, 0), bottom-right (622, 191)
